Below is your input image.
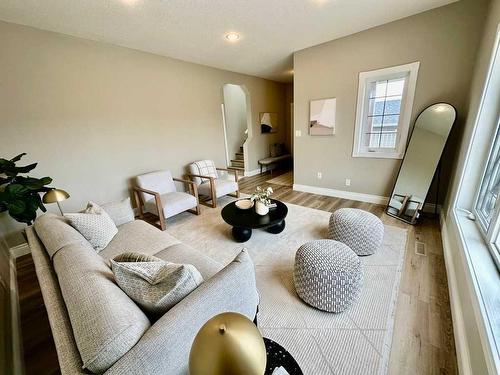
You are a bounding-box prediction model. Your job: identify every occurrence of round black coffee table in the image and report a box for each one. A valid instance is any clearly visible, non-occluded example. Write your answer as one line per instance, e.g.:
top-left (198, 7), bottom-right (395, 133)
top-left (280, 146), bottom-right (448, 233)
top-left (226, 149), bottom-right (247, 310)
top-left (264, 337), bottom-right (303, 375)
top-left (221, 199), bottom-right (288, 242)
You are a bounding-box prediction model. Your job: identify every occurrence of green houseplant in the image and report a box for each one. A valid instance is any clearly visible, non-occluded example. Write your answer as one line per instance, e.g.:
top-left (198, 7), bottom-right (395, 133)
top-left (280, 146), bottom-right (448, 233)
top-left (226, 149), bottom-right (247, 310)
top-left (0, 153), bottom-right (53, 224)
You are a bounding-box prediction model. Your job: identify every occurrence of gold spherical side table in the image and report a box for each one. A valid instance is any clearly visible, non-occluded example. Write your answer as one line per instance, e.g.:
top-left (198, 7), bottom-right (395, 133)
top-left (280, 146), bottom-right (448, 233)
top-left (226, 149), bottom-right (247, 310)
top-left (189, 312), bottom-right (267, 375)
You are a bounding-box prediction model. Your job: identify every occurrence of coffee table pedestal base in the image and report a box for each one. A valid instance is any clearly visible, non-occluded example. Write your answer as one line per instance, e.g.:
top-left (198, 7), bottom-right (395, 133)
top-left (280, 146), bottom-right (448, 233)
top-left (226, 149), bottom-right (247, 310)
top-left (266, 220), bottom-right (286, 234)
top-left (232, 227), bottom-right (252, 243)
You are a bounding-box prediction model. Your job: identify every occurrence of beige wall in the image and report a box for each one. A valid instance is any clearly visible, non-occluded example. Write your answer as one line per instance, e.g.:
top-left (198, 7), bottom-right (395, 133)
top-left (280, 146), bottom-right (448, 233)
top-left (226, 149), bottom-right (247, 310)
top-left (293, 0), bottom-right (488, 200)
top-left (0, 21), bottom-right (287, 236)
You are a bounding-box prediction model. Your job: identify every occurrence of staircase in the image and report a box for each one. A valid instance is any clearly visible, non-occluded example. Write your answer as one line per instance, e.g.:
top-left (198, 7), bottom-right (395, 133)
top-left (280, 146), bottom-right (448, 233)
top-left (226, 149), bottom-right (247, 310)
top-left (229, 146), bottom-right (245, 174)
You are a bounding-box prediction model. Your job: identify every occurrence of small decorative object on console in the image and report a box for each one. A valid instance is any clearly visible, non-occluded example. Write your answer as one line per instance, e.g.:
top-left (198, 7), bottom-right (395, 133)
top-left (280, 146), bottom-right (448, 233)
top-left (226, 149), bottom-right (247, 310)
top-left (250, 186), bottom-right (273, 216)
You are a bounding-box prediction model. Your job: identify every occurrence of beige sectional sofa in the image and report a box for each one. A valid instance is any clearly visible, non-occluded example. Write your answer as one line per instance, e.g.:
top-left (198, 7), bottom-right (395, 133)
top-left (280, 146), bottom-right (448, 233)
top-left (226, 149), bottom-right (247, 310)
top-left (26, 213), bottom-right (259, 374)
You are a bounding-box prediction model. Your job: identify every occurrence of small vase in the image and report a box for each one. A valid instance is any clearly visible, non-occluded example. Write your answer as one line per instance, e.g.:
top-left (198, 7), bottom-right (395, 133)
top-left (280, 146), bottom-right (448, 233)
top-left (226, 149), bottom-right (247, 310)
top-left (255, 201), bottom-right (269, 216)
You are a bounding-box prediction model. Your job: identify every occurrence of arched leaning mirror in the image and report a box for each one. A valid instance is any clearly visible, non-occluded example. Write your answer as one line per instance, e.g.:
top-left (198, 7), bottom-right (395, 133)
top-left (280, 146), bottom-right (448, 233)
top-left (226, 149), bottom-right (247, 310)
top-left (386, 103), bottom-right (457, 224)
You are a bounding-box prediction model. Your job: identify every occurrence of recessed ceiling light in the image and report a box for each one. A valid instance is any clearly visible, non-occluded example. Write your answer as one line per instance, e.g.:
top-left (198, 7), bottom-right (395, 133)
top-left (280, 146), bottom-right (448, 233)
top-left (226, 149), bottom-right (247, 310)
top-left (225, 32), bottom-right (240, 42)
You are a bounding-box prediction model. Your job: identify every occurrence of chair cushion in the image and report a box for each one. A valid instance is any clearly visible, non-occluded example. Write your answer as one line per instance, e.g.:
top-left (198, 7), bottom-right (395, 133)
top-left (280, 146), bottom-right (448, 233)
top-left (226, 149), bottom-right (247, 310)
top-left (102, 197), bottom-right (135, 226)
top-left (65, 202), bottom-right (118, 252)
top-left (99, 220), bottom-right (181, 260)
top-left (198, 179), bottom-right (238, 198)
top-left (52, 233), bottom-right (150, 373)
top-left (144, 191), bottom-right (198, 219)
top-left (136, 170), bottom-right (177, 203)
top-left (154, 243), bottom-right (223, 280)
top-left (111, 252), bottom-right (204, 316)
top-left (189, 160), bottom-right (218, 185)
top-left (259, 154), bottom-right (292, 165)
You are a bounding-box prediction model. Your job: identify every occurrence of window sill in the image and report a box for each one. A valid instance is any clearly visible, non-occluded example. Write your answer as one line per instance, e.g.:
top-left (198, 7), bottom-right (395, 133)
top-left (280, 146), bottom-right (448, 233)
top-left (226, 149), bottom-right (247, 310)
top-left (450, 208), bottom-right (500, 372)
top-left (352, 150), bottom-right (404, 159)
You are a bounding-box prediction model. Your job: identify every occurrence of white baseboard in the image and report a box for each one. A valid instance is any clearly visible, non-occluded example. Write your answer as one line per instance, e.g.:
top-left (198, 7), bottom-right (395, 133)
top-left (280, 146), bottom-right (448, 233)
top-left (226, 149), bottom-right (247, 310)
top-left (440, 212), bottom-right (472, 375)
top-left (293, 184), bottom-right (389, 205)
top-left (244, 169), bottom-right (261, 177)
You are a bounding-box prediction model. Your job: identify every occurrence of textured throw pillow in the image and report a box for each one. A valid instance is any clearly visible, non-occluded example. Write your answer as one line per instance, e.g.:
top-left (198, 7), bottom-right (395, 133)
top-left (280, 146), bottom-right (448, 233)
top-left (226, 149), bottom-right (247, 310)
top-left (65, 201), bottom-right (118, 252)
top-left (102, 197), bottom-right (135, 226)
top-left (193, 160), bottom-right (218, 183)
top-left (111, 252), bottom-right (204, 315)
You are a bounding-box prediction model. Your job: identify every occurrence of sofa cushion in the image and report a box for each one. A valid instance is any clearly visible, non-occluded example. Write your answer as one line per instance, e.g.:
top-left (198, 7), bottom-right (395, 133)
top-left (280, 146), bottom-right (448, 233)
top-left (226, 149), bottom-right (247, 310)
top-left (102, 197), bottom-right (135, 226)
top-left (52, 237), bottom-right (150, 373)
top-left (99, 220), bottom-right (181, 260)
top-left (154, 243), bottom-right (222, 280)
top-left (111, 252), bottom-right (204, 316)
top-left (197, 179), bottom-right (238, 198)
top-left (144, 191), bottom-right (197, 219)
top-left (34, 213), bottom-right (88, 259)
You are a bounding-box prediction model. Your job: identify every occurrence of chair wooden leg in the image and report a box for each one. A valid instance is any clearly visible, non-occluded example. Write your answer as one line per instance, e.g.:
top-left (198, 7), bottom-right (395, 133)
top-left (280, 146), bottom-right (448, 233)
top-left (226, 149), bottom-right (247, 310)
top-left (158, 215), bottom-right (166, 231)
top-left (210, 183), bottom-right (217, 208)
top-left (188, 204), bottom-right (201, 215)
top-left (133, 189), bottom-right (144, 218)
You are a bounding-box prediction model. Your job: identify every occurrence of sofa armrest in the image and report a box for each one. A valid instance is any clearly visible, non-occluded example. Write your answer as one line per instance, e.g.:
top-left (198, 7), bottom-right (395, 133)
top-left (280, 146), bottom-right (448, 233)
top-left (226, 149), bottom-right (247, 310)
top-left (105, 250), bottom-right (259, 375)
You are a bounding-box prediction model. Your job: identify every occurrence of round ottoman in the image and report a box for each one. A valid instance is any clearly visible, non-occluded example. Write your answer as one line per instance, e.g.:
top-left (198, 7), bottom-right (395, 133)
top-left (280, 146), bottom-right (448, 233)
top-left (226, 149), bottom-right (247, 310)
top-left (328, 208), bottom-right (384, 256)
top-left (293, 240), bottom-right (362, 313)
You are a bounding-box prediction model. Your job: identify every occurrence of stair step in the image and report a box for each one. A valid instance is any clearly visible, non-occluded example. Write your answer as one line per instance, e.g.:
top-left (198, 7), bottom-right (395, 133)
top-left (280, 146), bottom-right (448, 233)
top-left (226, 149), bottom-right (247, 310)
top-left (231, 159), bottom-right (244, 164)
top-left (235, 152), bottom-right (244, 160)
top-left (229, 166), bottom-right (245, 171)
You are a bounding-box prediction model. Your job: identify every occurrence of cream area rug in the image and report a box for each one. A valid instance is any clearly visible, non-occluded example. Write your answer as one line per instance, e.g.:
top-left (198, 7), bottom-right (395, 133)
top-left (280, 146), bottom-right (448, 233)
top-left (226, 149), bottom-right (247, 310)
top-left (266, 171), bottom-right (294, 187)
top-left (165, 197), bottom-right (408, 375)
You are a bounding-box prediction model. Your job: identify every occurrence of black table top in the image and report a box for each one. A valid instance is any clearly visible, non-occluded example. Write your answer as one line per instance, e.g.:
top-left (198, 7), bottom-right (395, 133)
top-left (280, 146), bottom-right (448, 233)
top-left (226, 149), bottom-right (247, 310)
top-left (221, 199), bottom-right (288, 229)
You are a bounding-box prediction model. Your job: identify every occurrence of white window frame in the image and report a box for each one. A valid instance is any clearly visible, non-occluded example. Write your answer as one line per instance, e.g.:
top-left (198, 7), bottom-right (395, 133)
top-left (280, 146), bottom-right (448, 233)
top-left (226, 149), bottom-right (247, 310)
top-left (352, 62), bottom-right (420, 159)
top-left (448, 23), bottom-right (500, 374)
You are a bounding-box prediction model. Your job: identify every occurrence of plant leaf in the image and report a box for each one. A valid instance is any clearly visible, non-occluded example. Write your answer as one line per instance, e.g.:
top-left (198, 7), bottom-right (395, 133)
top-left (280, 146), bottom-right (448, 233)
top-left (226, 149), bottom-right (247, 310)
top-left (5, 184), bottom-right (29, 197)
top-left (8, 200), bottom-right (26, 215)
top-left (10, 153), bottom-right (27, 163)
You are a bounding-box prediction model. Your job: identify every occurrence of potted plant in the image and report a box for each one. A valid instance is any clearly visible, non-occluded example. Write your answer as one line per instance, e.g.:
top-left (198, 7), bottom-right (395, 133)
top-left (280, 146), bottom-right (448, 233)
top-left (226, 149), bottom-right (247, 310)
top-left (0, 153), bottom-right (53, 225)
top-left (250, 186), bottom-right (273, 216)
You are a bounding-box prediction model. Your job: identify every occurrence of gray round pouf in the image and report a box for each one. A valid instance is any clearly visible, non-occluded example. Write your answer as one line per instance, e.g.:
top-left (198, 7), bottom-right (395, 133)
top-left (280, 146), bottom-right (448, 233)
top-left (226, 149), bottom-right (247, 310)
top-left (293, 240), bottom-right (362, 313)
top-left (328, 208), bottom-right (384, 256)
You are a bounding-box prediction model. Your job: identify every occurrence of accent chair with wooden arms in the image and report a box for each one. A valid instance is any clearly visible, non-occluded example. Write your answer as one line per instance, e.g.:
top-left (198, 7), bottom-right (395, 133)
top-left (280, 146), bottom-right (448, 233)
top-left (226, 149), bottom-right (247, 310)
top-left (134, 170), bottom-right (200, 230)
top-left (187, 160), bottom-right (239, 208)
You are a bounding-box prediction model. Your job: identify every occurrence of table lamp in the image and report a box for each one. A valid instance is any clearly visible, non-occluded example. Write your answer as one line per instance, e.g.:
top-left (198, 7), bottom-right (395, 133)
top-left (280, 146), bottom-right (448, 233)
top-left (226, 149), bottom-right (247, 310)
top-left (189, 312), bottom-right (267, 375)
top-left (42, 188), bottom-right (70, 215)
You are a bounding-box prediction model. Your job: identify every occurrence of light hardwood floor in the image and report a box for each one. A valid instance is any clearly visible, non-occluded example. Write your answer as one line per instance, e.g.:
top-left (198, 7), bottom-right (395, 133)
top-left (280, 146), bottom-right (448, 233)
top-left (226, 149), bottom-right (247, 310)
top-left (16, 169), bottom-right (456, 374)
top-left (239, 170), bottom-right (457, 375)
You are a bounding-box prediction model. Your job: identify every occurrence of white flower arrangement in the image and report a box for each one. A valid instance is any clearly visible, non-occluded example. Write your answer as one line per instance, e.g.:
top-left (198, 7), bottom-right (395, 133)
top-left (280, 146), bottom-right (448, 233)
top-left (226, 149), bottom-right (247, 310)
top-left (250, 186), bottom-right (273, 206)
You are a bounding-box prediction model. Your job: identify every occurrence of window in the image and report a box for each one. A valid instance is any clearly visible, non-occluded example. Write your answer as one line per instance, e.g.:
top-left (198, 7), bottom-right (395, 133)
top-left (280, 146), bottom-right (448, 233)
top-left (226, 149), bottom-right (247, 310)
top-left (474, 117), bottom-right (500, 265)
top-left (353, 62), bottom-right (420, 159)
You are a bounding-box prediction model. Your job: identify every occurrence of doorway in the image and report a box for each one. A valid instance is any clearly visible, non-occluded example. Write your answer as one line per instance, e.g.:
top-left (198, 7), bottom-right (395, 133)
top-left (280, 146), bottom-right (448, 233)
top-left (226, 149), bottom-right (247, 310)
top-left (222, 84), bottom-right (251, 175)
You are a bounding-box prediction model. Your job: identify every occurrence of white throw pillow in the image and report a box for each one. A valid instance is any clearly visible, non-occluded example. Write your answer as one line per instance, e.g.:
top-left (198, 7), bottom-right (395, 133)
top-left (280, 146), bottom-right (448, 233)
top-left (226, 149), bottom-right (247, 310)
top-left (102, 197), bottom-right (135, 226)
top-left (65, 201), bottom-right (118, 252)
top-left (111, 252), bottom-right (203, 315)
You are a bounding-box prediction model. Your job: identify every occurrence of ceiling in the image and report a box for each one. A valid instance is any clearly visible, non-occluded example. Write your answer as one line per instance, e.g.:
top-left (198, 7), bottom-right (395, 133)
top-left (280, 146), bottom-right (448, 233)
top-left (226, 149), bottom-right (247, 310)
top-left (0, 0), bottom-right (456, 82)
